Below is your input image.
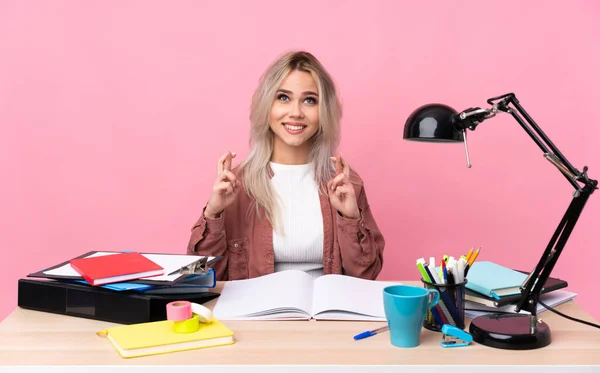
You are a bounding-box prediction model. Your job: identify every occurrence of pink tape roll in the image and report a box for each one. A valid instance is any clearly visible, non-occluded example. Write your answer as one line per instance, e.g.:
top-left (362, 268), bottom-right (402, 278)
top-left (166, 301), bottom-right (193, 321)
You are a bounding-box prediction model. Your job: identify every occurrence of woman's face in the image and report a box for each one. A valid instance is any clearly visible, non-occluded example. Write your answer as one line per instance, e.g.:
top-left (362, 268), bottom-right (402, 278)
top-left (269, 69), bottom-right (320, 152)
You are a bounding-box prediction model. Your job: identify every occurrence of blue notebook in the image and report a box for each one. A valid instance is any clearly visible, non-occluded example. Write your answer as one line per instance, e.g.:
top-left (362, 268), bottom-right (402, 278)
top-left (465, 261), bottom-right (528, 298)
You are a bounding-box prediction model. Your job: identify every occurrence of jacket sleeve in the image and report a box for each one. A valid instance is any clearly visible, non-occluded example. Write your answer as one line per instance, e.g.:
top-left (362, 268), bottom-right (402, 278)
top-left (335, 185), bottom-right (385, 280)
top-left (186, 205), bottom-right (229, 280)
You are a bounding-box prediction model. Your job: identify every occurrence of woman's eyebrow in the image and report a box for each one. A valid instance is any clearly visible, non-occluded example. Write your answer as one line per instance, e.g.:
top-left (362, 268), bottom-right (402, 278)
top-left (277, 89), bottom-right (319, 96)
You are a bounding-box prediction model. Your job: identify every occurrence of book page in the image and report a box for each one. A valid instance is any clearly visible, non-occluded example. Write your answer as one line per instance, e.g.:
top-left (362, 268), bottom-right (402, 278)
top-left (212, 270), bottom-right (314, 320)
top-left (42, 252), bottom-right (216, 282)
top-left (312, 275), bottom-right (401, 321)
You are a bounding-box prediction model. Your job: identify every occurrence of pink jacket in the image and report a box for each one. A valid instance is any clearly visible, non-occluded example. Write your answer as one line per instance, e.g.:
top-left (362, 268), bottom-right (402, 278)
top-left (186, 167), bottom-right (385, 281)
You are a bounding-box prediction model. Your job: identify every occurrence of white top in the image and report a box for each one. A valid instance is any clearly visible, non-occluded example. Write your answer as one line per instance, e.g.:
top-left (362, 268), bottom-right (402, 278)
top-left (269, 162), bottom-right (324, 279)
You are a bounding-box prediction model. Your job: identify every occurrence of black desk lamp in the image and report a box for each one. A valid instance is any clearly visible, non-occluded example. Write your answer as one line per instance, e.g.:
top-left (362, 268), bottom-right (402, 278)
top-left (403, 93), bottom-right (598, 350)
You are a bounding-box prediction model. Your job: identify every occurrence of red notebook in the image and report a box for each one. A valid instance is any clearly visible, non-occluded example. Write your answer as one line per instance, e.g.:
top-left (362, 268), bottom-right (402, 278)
top-left (69, 252), bottom-right (164, 286)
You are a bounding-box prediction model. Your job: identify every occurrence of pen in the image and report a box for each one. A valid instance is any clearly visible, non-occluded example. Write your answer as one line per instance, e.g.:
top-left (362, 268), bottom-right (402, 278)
top-left (442, 260), bottom-right (447, 284)
top-left (423, 264), bottom-right (447, 327)
top-left (445, 267), bottom-right (457, 306)
top-left (416, 258), bottom-right (432, 283)
top-left (353, 325), bottom-right (389, 340)
top-left (446, 268), bottom-right (455, 285)
top-left (447, 261), bottom-right (459, 285)
top-left (427, 263), bottom-right (443, 285)
top-left (457, 257), bottom-right (467, 283)
top-left (435, 268), bottom-right (460, 326)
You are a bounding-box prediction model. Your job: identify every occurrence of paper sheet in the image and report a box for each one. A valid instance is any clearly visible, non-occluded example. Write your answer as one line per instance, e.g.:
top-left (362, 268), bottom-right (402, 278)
top-left (312, 275), bottom-right (399, 320)
top-left (212, 270), bottom-right (314, 319)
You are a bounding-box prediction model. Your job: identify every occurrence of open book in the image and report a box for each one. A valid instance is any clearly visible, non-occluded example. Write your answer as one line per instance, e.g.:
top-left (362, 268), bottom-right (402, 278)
top-left (212, 270), bottom-right (400, 321)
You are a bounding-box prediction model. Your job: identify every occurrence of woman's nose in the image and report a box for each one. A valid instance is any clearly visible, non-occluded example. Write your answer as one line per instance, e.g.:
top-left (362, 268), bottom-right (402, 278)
top-left (289, 101), bottom-right (304, 118)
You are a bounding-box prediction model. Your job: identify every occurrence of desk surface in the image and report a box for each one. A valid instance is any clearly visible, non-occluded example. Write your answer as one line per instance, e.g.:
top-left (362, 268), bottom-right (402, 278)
top-left (1, 281), bottom-right (599, 366)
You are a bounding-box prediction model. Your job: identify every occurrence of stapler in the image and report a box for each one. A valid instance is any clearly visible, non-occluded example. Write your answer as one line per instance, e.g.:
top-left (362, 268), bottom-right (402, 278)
top-left (440, 324), bottom-right (473, 348)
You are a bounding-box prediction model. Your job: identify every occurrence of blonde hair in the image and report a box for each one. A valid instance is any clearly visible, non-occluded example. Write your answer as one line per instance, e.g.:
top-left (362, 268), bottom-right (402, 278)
top-left (240, 50), bottom-right (342, 232)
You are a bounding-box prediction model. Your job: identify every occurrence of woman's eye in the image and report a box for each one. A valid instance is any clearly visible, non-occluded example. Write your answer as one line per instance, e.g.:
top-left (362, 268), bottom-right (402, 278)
top-left (277, 94), bottom-right (289, 102)
top-left (304, 97), bottom-right (318, 105)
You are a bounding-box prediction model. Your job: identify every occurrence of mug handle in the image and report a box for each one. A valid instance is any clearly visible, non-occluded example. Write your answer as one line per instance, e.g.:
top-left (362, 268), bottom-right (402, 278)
top-left (426, 289), bottom-right (440, 308)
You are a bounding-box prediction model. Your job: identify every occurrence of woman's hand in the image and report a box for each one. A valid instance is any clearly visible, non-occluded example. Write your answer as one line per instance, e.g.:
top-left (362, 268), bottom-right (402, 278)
top-left (204, 151), bottom-right (238, 219)
top-left (328, 154), bottom-right (360, 220)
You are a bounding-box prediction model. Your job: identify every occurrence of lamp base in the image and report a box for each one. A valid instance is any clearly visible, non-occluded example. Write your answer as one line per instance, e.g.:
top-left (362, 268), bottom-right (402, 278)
top-left (469, 313), bottom-right (551, 350)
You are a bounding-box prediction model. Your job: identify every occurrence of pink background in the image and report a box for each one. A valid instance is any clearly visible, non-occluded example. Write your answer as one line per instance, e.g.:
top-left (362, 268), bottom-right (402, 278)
top-left (1, 1), bottom-right (599, 322)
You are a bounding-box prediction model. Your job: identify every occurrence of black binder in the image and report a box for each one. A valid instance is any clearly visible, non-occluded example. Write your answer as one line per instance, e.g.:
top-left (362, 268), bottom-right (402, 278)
top-left (17, 278), bottom-right (220, 325)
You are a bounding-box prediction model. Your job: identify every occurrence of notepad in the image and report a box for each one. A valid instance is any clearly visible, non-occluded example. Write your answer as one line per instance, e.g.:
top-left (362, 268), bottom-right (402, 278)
top-left (98, 318), bottom-right (234, 358)
top-left (465, 261), bottom-right (528, 298)
top-left (212, 270), bottom-right (400, 321)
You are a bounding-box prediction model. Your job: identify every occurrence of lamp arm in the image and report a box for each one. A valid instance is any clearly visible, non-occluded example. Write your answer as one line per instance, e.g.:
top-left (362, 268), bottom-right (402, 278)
top-left (515, 188), bottom-right (591, 315)
top-left (462, 93), bottom-right (598, 315)
top-left (489, 93), bottom-right (592, 192)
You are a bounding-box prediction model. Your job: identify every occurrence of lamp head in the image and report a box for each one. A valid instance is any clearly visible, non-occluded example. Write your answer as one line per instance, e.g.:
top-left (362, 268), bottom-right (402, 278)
top-left (403, 104), bottom-right (463, 142)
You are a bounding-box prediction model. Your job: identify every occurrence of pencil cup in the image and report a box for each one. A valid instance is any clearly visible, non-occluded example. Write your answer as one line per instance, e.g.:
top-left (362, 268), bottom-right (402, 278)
top-left (420, 279), bottom-right (467, 332)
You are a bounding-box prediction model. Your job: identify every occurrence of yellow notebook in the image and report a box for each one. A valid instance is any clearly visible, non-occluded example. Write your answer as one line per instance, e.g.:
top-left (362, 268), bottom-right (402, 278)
top-left (98, 318), bottom-right (234, 358)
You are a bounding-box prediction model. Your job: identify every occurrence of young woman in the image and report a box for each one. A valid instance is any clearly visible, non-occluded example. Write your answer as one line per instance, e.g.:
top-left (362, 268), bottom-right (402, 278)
top-left (187, 50), bottom-right (385, 281)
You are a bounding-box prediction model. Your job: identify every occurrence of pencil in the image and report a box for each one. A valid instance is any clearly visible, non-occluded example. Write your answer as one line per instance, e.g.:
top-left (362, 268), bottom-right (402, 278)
top-left (465, 247), bottom-right (474, 262)
top-left (467, 247), bottom-right (480, 266)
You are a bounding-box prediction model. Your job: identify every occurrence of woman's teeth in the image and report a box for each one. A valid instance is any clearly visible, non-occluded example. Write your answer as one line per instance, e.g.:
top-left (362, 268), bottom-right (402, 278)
top-left (285, 124), bottom-right (304, 131)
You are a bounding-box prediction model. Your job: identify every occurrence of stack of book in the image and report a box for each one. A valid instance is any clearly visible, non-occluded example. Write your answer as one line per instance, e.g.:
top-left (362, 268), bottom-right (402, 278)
top-left (19, 251), bottom-right (236, 358)
top-left (19, 251), bottom-right (222, 324)
top-left (463, 261), bottom-right (577, 319)
top-left (29, 250), bottom-right (220, 292)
